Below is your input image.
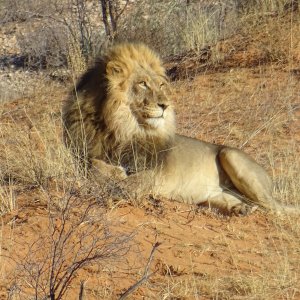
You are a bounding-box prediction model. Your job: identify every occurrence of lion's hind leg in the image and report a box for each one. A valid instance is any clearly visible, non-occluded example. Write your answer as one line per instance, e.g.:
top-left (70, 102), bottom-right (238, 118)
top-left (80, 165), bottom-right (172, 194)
top-left (218, 147), bottom-right (276, 210)
top-left (204, 192), bottom-right (256, 216)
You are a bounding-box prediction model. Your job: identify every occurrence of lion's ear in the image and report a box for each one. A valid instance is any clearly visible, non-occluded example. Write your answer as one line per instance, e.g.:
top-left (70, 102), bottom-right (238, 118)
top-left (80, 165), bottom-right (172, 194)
top-left (106, 61), bottom-right (123, 76)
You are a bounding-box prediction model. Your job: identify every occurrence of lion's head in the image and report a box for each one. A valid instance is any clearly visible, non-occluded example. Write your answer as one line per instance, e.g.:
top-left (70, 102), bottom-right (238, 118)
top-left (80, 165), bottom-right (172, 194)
top-left (103, 43), bottom-right (176, 144)
top-left (63, 43), bottom-right (176, 169)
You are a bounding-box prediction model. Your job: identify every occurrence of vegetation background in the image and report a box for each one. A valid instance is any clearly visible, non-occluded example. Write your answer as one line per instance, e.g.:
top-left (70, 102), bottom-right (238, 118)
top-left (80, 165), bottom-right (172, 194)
top-left (0, 0), bottom-right (299, 299)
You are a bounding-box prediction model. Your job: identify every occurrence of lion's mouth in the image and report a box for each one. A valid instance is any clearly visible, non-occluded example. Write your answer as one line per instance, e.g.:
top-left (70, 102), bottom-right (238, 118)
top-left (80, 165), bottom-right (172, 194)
top-left (144, 115), bottom-right (165, 128)
top-left (144, 108), bottom-right (165, 120)
top-left (134, 106), bottom-right (169, 129)
top-left (147, 113), bottom-right (164, 119)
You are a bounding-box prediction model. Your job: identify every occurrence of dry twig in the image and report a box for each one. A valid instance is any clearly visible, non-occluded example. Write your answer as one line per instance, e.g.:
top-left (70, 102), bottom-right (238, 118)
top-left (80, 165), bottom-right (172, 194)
top-left (119, 242), bottom-right (161, 300)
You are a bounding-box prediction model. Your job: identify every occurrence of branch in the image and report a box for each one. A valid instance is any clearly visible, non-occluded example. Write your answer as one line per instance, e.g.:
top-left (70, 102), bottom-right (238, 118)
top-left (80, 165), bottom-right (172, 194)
top-left (119, 242), bottom-right (161, 300)
top-left (116, 0), bottom-right (130, 21)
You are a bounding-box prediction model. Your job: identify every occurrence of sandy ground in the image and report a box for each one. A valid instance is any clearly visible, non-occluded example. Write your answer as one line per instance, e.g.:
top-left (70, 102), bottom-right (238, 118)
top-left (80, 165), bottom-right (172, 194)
top-left (0, 62), bottom-right (299, 299)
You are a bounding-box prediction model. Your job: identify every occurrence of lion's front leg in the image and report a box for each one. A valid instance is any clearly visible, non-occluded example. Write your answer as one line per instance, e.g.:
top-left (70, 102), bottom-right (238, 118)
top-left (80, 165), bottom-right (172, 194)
top-left (90, 159), bottom-right (127, 184)
top-left (89, 158), bottom-right (130, 201)
top-left (91, 159), bottom-right (156, 201)
top-left (90, 158), bottom-right (128, 181)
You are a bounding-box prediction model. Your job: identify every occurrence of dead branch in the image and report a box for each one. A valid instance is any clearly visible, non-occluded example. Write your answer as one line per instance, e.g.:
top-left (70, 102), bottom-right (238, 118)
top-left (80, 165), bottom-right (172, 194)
top-left (119, 242), bottom-right (161, 300)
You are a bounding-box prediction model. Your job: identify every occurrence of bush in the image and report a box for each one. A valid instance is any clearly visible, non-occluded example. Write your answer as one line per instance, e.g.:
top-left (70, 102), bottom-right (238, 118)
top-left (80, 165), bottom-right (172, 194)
top-left (17, 24), bottom-right (68, 69)
top-left (0, 0), bottom-right (57, 24)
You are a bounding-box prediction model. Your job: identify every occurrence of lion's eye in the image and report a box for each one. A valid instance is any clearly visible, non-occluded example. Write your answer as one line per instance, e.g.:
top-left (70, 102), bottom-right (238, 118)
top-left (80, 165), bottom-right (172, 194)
top-left (160, 83), bottom-right (165, 89)
top-left (138, 81), bottom-right (148, 89)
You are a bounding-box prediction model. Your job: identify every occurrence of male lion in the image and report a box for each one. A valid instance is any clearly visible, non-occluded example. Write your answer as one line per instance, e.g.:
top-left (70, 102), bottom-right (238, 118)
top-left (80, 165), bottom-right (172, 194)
top-left (63, 42), bottom-right (293, 215)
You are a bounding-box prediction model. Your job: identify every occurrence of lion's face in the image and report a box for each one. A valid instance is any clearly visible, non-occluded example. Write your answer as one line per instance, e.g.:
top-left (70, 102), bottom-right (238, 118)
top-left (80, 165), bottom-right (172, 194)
top-left (129, 71), bottom-right (172, 130)
top-left (105, 54), bottom-right (176, 143)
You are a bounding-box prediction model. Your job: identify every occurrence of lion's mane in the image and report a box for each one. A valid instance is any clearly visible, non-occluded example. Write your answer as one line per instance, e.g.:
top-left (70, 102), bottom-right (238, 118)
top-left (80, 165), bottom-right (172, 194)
top-left (63, 43), bottom-right (176, 170)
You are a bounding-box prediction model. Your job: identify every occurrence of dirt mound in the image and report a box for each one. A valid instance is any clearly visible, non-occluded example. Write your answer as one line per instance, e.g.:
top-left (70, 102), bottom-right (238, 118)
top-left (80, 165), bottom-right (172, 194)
top-left (1, 191), bottom-right (299, 299)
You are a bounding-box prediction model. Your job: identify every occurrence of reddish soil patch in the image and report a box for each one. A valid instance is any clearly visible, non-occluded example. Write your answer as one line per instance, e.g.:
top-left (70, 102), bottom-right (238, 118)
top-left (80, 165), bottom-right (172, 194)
top-left (1, 193), bottom-right (299, 299)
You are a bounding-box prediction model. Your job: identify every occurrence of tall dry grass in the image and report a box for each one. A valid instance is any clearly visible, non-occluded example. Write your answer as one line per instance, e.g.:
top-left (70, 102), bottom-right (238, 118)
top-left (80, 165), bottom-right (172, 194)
top-left (1, 118), bottom-right (73, 186)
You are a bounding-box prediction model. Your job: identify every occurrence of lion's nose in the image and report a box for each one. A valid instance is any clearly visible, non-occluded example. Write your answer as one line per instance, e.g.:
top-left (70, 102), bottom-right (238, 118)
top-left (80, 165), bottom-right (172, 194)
top-left (158, 103), bottom-right (168, 111)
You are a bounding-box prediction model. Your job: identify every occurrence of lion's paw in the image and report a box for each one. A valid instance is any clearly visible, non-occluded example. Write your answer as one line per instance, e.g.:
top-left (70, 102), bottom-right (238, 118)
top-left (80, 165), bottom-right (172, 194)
top-left (232, 203), bottom-right (258, 216)
top-left (112, 166), bottom-right (128, 180)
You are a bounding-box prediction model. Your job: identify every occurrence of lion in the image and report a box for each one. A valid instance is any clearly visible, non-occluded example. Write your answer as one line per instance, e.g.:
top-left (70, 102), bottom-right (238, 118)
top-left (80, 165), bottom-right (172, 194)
top-left (63, 42), bottom-right (295, 215)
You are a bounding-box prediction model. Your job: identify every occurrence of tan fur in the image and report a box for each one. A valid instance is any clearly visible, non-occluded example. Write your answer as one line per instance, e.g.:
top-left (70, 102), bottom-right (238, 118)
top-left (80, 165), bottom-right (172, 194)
top-left (63, 42), bottom-right (294, 215)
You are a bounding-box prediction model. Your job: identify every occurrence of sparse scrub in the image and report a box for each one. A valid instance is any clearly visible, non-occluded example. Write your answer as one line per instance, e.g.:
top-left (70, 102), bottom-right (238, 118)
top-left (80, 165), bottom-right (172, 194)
top-left (7, 189), bottom-right (134, 300)
top-left (1, 0), bottom-right (103, 71)
top-left (116, 0), bottom-right (299, 68)
top-left (17, 24), bottom-right (69, 69)
top-left (0, 0), bottom-right (300, 299)
top-left (182, 0), bottom-right (300, 66)
top-left (0, 72), bottom-right (64, 103)
top-left (0, 74), bottom-right (23, 103)
top-left (234, 0), bottom-right (287, 14)
top-left (2, 0), bottom-right (299, 70)
top-left (182, 1), bottom-right (240, 54)
top-left (0, 0), bottom-right (56, 24)
top-left (117, 0), bottom-right (186, 55)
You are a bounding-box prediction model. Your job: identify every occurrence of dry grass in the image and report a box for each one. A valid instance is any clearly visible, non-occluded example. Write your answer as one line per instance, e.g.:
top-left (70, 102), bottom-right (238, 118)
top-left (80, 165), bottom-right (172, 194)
top-left (0, 2), bottom-right (300, 299)
top-left (1, 117), bottom-right (73, 185)
top-left (150, 216), bottom-right (300, 299)
top-left (181, 0), bottom-right (300, 69)
top-left (0, 179), bottom-right (16, 215)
